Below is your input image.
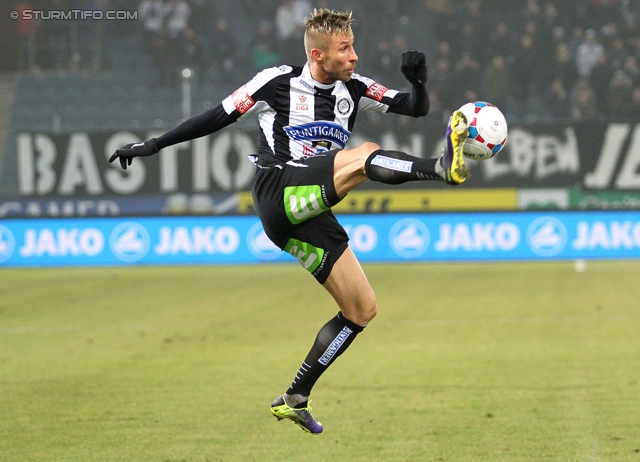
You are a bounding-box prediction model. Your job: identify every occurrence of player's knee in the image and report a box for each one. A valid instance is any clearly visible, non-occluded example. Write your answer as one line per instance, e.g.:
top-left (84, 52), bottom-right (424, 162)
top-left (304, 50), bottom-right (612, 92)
top-left (340, 291), bottom-right (377, 327)
top-left (366, 299), bottom-right (378, 323)
top-left (358, 290), bottom-right (378, 325)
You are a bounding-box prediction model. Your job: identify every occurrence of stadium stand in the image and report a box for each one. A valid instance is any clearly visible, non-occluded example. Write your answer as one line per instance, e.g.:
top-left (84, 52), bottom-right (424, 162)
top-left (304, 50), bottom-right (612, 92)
top-left (2, 0), bottom-right (640, 135)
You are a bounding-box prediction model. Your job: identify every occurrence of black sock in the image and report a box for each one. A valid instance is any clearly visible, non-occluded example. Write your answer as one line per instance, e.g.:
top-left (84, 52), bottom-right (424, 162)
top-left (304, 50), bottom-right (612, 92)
top-left (286, 312), bottom-right (364, 397)
top-left (365, 149), bottom-right (442, 184)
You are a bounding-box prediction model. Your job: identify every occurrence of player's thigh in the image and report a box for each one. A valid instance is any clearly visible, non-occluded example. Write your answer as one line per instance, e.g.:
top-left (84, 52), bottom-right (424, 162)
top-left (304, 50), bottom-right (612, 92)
top-left (323, 246), bottom-right (377, 326)
top-left (253, 177), bottom-right (351, 284)
top-left (333, 141), bottom-right (380, 198)
top-left (280, 210), bottom-right (350, 283)
top-left (252, 152), bottom-right (344, 240)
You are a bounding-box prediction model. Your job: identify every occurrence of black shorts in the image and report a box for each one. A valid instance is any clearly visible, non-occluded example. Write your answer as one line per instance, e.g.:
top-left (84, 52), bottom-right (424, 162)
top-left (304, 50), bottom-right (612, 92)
top-left (251, 150), bottom-right (349, 284)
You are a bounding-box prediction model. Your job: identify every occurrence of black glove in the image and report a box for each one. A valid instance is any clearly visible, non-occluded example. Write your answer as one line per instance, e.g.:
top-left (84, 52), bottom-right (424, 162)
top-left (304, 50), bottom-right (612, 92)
top-left (108, 138), bottom-right (159, 170)
top-left (401, 51), bottom-right (427, 85)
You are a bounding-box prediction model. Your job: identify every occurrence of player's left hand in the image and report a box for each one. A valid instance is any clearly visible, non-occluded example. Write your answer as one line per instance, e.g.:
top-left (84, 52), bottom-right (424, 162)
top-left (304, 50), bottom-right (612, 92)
top-left (401, 51), bottom-right (427, 85)
top-left (108, 138), bottom-right (159, 170)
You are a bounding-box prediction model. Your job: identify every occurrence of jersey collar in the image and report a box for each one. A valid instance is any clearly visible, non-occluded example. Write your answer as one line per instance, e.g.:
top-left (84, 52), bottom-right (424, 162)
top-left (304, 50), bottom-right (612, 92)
top-left (302, 63), bottom-right (338, 90)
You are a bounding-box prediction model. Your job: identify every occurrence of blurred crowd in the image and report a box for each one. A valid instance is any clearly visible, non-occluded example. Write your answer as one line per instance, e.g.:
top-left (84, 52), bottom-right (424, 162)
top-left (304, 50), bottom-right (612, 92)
top-left (418, 0), bottom-right (640, 122)
top-left (5, 0), bottom-right (640, 122)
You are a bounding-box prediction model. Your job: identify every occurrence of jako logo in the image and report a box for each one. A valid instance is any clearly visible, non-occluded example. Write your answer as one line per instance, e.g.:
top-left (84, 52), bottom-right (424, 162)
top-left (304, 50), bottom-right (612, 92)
top-left (389, 218), bottom-right (430, 258)
top-left (154, 226), bottom-right (239, 255)
top-left (0, 225), bottom-right (16, 262)
top-left (572, 220), bottom-right (640, 250)
top-left (434, 222), bottom-right (520, 252)
top-left (20, 228), bottom-right (104, 257)
top-left (526, 216), bottom-right (568, 256)
top-left (109, 222), bottom-right (150, 262)
top-left (247, 221), bottom-right (281, 260)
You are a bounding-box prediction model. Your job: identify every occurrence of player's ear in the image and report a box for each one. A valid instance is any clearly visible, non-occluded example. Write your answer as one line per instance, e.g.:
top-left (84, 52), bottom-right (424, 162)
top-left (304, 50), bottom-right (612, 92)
top-left (310, 48), bottom-right (323, 64)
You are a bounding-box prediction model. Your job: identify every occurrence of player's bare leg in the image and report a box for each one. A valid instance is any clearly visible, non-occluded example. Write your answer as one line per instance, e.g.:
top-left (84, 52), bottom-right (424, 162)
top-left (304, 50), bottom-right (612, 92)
top-left (322, 246), bottom-right (377, 326)
top-left (272, 136), bottom-right (461, 433)
top-left (271, 247), bottom-right (375, 434)
top-left (332, 138), bottom-right (454, 197)
top-left (332, 142), bottom-right (379, 197)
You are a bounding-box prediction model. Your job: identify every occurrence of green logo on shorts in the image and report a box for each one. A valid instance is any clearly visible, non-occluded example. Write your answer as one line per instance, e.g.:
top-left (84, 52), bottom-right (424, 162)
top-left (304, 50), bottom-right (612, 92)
top-left (284, 185), bottom-right (329, 225)
top-left (285, 238), bottom-right (325, 274)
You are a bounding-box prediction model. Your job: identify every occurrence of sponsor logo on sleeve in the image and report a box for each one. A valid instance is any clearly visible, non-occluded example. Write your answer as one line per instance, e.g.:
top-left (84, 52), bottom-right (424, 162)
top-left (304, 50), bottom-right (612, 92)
top-left (365, 82), bottom-right (389, 102)
top-left (231, 85), bottom-right (255, 114)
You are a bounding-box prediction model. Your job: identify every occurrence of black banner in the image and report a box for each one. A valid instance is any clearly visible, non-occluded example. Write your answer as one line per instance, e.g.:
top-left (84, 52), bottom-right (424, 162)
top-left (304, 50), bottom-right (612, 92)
top-left (3, 129), bottom-right (258, 196)
top-left (474, 122), bottom-right (640, 189)
top-left (1, 120), bottom-right (639, 216)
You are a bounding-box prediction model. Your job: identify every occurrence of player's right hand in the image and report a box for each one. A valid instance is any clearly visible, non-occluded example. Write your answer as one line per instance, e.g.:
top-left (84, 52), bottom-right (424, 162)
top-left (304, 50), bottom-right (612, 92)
top-left (108, 138), bottom-right (159, 170)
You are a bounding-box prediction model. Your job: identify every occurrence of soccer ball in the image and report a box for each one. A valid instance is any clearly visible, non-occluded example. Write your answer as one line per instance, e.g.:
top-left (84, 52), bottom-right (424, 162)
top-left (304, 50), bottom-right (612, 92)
top-left (457, 101), bottom-right (508, 160)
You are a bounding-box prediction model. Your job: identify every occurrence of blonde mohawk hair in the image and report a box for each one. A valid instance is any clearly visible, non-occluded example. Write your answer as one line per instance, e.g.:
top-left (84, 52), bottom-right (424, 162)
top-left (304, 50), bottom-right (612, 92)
top-left (303, 8), bottom-right (355, 61)
top-left (304, 8), bottom-right (354, 35)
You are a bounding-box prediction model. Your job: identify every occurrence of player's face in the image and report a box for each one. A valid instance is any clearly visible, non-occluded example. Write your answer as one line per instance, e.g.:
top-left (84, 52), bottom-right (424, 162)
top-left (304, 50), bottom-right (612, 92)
top-left (318, 33), bottom-right (358, 83)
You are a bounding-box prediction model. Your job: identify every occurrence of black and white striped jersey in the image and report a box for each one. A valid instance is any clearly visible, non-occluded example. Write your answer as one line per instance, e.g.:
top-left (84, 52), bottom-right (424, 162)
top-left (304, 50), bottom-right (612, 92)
top-left (155, 63), bottom-right (428, 161)
top-left (220, 63), bottom-right (428, 163)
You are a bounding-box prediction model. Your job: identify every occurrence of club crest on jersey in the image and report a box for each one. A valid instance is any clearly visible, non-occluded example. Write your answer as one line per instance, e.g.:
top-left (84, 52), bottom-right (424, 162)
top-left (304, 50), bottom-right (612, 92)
top-left (337, 98), bottom-right (351, 115)
top-left (365, 82), bottom-right (389, 102)
top-left (231, 85), bottom-right (255, 114)
top-left (284, 121), bottom-right (350, 149)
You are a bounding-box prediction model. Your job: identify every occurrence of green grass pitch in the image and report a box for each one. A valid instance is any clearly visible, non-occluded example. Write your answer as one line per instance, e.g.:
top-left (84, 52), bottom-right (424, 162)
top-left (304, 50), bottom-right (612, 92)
top-left (1, 261), bottom-right (640, 461)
